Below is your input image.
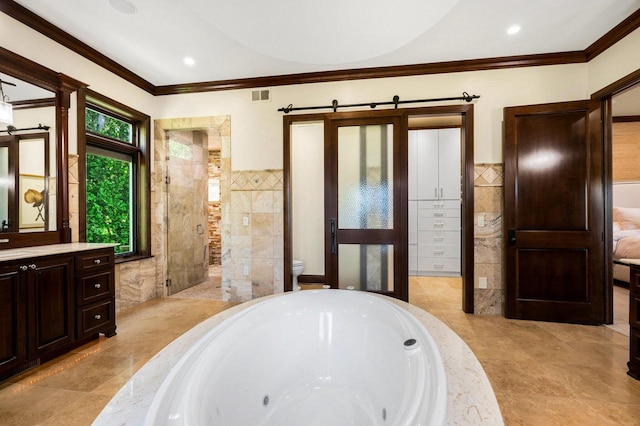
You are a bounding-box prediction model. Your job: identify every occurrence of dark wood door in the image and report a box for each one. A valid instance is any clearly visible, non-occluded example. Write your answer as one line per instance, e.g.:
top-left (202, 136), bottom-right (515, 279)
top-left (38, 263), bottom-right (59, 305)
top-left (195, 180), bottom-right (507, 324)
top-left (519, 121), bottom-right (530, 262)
top-left (0, 266), bottom-right (26, 376)
top-left (27, 255), bottom-right (75, 357)
top-left (325, 112), bottom-right (408, 301)
top-left (504, 100), bottom-right (604, 324)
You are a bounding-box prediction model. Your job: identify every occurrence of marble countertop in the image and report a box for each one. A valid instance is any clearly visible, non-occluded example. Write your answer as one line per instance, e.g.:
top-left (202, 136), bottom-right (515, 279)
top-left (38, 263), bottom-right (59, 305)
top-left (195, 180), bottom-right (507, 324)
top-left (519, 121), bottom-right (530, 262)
top-left (93, 293), bottom-right (503, 425)
top-left (0, 243), bottom-right (118, 262)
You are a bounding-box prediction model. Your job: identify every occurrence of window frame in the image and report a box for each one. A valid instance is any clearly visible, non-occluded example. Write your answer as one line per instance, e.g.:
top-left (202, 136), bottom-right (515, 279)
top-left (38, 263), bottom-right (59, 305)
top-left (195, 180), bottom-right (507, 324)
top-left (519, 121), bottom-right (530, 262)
top-left (78, 88), bottom-right (151, 261)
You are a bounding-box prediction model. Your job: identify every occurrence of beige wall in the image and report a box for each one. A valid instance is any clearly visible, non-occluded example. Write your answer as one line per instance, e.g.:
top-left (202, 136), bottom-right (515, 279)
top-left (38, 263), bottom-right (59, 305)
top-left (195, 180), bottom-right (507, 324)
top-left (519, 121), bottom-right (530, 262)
top-left (588, 27), bottom-right (640, 94)
top-left (155, 64), bottom-right (590, 167)
top-left (2, 11), bottom-right (640, 310)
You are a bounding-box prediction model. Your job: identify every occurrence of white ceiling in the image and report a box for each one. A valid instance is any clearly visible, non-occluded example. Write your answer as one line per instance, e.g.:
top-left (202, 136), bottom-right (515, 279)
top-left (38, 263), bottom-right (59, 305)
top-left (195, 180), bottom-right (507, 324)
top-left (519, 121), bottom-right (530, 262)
top-left (12, 0), bottom-right (640, 86)
top-left (5, 0), bottom-right (640, 116)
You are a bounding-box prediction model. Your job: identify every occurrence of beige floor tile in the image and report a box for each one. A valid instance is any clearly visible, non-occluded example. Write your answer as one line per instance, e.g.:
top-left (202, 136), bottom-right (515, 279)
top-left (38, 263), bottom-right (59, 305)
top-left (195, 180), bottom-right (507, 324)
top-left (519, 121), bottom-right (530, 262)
top-left (0, 275), bottom-right (636, 425)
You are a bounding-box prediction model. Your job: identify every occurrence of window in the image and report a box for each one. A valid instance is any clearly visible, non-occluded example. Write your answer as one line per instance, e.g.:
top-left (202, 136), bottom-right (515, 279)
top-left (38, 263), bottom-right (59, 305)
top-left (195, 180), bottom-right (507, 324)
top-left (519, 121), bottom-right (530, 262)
top-left (79, 89), bottom-right (150, 258)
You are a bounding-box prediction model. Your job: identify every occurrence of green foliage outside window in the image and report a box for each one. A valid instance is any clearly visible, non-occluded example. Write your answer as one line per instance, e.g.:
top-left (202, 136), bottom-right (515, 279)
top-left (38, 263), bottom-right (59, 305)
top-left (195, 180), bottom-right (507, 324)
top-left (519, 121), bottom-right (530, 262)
top-left (86, 108), bottom-right (132, 143)
top-left (86, 154), bottom-right (131, 253)
top-left (85, 107), bottom-right (133, 254)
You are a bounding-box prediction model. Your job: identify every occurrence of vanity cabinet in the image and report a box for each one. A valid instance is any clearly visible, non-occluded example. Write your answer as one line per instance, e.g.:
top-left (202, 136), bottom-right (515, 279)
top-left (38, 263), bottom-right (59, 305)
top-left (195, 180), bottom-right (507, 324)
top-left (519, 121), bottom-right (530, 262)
top-left (0, 245), bottom-right (116, 381)
top-left (75, 248), bottom-right (116, 339)
top-left (0, 265), bottom-right (26, 377)
top-left (26, 255), bottom-right (75, 360)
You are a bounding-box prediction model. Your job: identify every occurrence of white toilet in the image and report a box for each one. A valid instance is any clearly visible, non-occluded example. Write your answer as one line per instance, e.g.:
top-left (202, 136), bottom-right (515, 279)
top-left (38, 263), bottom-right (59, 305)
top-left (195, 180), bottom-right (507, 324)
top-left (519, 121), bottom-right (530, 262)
top-left (292, 260), bottom-right (304, 291)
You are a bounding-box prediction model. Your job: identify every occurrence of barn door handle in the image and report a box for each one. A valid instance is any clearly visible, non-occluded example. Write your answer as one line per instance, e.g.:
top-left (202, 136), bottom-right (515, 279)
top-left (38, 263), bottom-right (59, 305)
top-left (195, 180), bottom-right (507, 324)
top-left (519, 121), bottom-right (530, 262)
top-left (508, 229), bottom-right (516, 245)
top-left (330, 218), bottom-right (337, 254)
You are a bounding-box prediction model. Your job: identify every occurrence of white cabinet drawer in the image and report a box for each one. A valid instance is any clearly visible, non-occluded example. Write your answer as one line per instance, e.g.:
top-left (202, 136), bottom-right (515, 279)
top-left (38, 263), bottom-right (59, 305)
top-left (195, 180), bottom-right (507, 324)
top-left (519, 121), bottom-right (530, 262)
top-left (417, 200), bottom-right (460, 210)
top-left (418, 230), bottom-right (460, 245)
top-left (418, 244), bottom-right (460, 258)
top-left (418, 217), bottom-right (460, 230)
top-left (416, 257), bottom-right (461, 274)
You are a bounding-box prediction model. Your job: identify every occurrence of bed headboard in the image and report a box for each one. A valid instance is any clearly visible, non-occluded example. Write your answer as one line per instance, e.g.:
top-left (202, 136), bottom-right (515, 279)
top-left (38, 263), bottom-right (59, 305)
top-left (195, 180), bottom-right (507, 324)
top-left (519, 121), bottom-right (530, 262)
top-left (613, 182), bottom-right (640, 208)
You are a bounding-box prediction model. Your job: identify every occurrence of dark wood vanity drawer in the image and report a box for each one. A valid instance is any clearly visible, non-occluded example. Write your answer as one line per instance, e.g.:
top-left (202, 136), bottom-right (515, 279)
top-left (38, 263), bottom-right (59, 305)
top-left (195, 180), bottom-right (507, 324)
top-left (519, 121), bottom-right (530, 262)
top-left (75, 249), bottom-right (114, 274)
top-left (77, 271), bottom-right (113, 305)
top-left (77, 300), bottom-right (115, 339)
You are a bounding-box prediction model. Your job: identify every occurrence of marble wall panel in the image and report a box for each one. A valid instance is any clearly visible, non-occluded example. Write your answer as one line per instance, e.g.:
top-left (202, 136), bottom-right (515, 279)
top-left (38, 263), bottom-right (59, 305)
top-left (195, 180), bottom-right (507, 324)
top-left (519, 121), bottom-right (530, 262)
top-left (473, 163), bottom-right (504, 315)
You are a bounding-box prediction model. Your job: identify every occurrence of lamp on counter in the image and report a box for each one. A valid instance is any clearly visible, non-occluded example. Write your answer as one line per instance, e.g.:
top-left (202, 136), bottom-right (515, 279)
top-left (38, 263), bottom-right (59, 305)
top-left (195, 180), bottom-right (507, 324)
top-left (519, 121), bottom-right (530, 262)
top-left (0, 79), bottom-right (15, 126)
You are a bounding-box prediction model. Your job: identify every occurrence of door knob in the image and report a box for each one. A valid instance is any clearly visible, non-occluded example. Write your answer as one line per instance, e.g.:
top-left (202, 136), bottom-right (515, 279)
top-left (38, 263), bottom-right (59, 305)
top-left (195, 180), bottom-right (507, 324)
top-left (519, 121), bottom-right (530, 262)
top-left (508, 229), bottom-right (516, 245)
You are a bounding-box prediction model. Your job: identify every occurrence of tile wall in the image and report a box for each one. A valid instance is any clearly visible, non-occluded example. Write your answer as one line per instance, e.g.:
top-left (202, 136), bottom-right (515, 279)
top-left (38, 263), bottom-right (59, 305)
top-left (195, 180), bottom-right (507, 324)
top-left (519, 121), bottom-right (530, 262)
top-left (474, 163), bottom-right (504, 314)
top-left (224, 170), bottom-right (284, 301)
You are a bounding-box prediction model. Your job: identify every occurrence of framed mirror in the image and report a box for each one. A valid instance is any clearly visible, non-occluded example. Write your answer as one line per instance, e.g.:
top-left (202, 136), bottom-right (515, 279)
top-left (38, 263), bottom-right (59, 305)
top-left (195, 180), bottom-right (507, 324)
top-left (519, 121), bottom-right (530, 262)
top-left (0, 132), bottom-right (54, 233)
top-left (0, 46), bottom-right (83, 248)
top-left (0, 68), bottom-right (56, 234)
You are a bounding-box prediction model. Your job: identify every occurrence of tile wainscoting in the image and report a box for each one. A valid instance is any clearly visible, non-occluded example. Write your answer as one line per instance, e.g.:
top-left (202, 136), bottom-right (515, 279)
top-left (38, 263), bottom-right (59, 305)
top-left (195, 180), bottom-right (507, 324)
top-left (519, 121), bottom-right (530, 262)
top-left (224, 170), bottom-right (284, 302)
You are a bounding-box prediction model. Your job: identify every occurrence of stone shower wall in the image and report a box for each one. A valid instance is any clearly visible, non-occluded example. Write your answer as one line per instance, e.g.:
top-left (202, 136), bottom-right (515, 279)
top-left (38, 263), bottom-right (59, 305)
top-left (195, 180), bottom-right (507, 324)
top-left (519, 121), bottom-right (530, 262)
top-left (474, 163), bottom-right (504, 314)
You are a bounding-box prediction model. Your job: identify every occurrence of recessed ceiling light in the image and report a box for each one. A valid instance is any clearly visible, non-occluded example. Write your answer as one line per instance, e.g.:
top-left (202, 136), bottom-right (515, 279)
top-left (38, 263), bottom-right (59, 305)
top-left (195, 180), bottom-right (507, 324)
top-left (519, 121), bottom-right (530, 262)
top-left (183, 57), bottom-right (196, 66)
top-left (507, 25), bottom-right (521, 35)
top-left (109, 0), bottom-right (137, 14)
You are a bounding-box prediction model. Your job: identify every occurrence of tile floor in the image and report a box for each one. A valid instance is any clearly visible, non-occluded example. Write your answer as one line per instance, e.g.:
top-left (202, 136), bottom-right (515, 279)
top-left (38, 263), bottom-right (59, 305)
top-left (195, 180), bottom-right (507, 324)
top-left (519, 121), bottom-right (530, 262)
top-left (0, 273), bottom-right (639, 425)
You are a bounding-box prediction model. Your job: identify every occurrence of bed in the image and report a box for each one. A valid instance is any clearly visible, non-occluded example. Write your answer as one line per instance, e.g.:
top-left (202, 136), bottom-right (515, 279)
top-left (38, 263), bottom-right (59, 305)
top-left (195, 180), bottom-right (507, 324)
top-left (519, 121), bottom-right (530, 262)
top-left (612, 182), bottom-right (640, 284)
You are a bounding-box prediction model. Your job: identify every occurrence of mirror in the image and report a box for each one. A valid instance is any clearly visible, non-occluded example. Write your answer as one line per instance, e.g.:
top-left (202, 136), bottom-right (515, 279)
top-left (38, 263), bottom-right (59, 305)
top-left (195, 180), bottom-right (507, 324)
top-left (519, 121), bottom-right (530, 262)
top-left (0, 72), bottom-right (56, 234)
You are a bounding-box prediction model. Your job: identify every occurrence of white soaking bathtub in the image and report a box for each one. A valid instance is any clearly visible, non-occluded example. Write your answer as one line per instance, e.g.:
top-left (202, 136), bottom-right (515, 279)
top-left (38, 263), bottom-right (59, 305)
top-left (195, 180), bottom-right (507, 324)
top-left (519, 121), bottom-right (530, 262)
top-left (144, 290), bottom-right (447, 426)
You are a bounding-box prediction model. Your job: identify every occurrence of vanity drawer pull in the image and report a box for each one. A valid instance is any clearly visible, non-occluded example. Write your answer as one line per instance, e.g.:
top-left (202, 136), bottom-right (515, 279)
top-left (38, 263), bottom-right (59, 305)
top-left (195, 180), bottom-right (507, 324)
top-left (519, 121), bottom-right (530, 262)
top-left (94, 314), bottom-right (102, 320)
top-left (93, 259), bottom-right (101, 265)
top-left (19, 265), bottom-right (28, 271)
top-left (94, 283), bottom-right (101, 289)
top-left (28, 264), bottom-right (36, 270)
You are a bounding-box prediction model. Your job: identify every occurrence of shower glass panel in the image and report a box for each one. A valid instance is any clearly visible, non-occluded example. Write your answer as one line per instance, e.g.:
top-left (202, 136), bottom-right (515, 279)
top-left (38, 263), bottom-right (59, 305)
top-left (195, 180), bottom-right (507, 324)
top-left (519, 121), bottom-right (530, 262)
top-left (166, 130), bottom-right (209, 295)
top-left (338, 244), bottom-right (394, 291)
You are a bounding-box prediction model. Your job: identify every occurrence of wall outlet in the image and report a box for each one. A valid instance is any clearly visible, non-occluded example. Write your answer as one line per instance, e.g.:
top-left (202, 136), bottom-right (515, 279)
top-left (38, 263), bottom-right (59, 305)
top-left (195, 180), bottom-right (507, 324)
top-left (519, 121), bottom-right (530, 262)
top-left (243, 265), bottom-right (249, 276)
top-left (243, 216), bottom-right (249, 226)
top-left (477, 214), bottom-right (485, 227)
top-left (479, 276), bottom-right (488, 289)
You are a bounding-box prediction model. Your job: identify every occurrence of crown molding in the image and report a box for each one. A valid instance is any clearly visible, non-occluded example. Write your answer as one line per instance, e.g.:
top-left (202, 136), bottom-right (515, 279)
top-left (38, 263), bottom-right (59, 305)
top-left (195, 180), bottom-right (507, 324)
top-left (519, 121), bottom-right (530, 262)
top-left (155, 51), bottom-right (587, 95)
top-left (2, 0), bottom-right (639, 96)
top-left (585, 8), bottom-right (640, 61)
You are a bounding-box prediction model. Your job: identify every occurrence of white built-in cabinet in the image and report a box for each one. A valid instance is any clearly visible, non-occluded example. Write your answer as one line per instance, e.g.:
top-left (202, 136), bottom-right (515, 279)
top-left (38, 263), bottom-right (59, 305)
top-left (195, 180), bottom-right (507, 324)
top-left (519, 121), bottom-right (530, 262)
top-left (408, 128), bottom-right (461, 276)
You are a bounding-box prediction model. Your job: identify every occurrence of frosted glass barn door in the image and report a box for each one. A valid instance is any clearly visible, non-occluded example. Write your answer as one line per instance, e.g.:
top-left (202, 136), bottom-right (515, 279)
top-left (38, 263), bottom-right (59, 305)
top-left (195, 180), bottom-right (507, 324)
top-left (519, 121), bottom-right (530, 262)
top-left (327, 115), bottom-right (407, 301)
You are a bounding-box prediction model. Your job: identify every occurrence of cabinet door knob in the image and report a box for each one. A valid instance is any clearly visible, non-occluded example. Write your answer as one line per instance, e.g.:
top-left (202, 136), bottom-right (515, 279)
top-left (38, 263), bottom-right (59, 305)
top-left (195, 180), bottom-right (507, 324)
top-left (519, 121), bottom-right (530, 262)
top-left (19, 265), bottom-right (28, 271)
top-left (93, 259), bottom-right (101, 265)
top-left (94, 283), bottom-right (101, 289)
top-left (28, 264), bottom-right (36, 269)
top-left (94, 314), bottom-right (102, 320)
